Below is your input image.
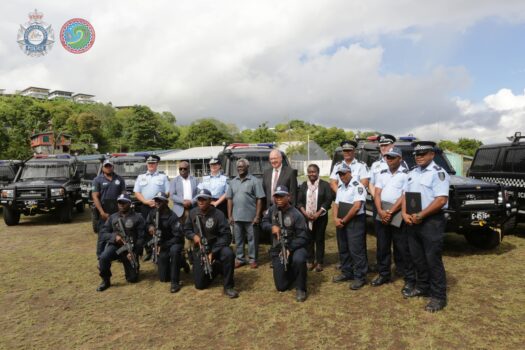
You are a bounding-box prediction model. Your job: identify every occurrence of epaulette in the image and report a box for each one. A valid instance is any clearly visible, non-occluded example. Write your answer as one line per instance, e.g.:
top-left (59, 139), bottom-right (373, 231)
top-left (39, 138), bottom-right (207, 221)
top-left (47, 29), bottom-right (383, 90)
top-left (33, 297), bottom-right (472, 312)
top-left (433, 165), bottom-right (442, 171)
top-left (402, 169), bottom-right (409, 174)
top-left (352, 181), bottom-right (359, 186)
top-left (409, 165), bottom-right (417, 171)
top-left (380, 169), bottom-right (388, 174)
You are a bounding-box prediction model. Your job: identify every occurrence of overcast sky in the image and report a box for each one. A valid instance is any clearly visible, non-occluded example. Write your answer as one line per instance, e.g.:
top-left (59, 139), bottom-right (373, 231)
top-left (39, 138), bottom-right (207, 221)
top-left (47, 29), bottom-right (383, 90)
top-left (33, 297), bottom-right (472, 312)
top-left (1, 1), bottom-right (525, 143)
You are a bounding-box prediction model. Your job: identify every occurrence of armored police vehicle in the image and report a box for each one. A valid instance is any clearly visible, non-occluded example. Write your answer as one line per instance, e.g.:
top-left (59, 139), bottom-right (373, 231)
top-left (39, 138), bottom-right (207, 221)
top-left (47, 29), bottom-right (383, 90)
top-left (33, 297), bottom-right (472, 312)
top-left (0, 160), bottom-right (22, 191)
top-left (82, 153), bottom-right (149, 232)
top-left (331, 136), bottom-right (514, 249)
top-left (467, 131), bottom-right (524, 229)
top-left (1, 154), bottom-right (85, 225)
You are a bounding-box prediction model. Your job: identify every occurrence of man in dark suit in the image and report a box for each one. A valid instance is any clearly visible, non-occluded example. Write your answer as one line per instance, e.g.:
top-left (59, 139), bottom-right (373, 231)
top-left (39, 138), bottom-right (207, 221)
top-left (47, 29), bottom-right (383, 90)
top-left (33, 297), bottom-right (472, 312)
top-left (262, 149), bottom-right (298, 207)
top-left (297, 164), bottom-right (332, 272)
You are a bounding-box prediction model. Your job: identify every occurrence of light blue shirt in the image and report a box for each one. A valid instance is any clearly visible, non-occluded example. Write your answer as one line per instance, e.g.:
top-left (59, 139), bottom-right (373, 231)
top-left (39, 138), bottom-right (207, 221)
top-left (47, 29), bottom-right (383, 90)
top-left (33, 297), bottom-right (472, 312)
top-left (376, 166), bottom-right (408, 204)
top-left (370, 158), bottom-right (388, 185)
top-left (330, 159), bottom-right (370, 185)
top-left (133, 171), bottom-right (170, 200)
top-left (335, 180), bottom-right (367, 215)
top-left (198, 173), bottom-right (229, 198)
top-left (404, 161), bottom-right (450, 210)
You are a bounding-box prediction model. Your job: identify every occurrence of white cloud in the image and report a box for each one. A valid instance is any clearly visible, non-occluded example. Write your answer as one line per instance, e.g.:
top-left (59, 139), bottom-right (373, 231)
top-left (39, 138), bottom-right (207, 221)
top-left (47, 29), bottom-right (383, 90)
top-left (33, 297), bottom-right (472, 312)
top-left (1, 0), bottom-right (525, 143)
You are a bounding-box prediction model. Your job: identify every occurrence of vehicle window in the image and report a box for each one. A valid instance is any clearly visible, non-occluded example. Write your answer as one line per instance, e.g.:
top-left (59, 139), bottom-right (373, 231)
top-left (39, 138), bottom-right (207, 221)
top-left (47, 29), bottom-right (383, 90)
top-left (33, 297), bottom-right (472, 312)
top-left (84, 163), bottom-right (100, 180)
top-left (113, 162), bottom-right (147, 177)
top-left (21, 164), bottom-right (70, 179)
top-left (470, 148), bottom-right (500, 171)
top-left (0, 165), bottom-right (14, 181)
top-left (504, 148), bottom-right (525, 172)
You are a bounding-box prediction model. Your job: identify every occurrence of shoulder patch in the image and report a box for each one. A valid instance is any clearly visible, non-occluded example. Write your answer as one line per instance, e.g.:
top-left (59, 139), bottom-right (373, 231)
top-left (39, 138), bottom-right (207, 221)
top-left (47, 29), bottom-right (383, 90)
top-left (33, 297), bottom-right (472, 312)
top-left (380, 169), bottom-right (388, 174)
top-left (438, 172), bottom-right (446, 181)
top-left (433, 165), bottom-right (442, 171)
top-left (358, 187), bottom-right (364, 195)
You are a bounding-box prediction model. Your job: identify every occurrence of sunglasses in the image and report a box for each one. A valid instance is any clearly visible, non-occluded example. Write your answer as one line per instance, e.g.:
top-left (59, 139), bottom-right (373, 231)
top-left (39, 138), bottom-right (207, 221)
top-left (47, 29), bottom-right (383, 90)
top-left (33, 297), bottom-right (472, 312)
top-left (179, 167), bottom-right (188, 171)
top-left (385, 155), bottom-right (399, 160)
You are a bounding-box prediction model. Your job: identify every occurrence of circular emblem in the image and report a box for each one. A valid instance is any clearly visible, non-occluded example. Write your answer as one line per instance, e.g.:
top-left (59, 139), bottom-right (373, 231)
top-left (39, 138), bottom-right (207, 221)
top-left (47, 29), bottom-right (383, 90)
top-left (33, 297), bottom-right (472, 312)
top-left (115, 180), bottom-right (120, 185)
top-left (205, 218), bottom-right (214, 229)
top-left (125, 219), bottom-right (134, 229)
top-left (60, 18), bottom-right (95, 54)
top-left (17, 9), bottom-right (55, 57)
top-left (283, 215), bottom-right (292, 227)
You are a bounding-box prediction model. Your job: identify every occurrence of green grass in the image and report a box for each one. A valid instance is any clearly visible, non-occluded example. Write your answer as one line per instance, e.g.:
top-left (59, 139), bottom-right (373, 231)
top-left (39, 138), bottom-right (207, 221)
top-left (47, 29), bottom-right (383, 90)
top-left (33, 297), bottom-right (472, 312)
top-left (0, 211), bottom-right (524, 349)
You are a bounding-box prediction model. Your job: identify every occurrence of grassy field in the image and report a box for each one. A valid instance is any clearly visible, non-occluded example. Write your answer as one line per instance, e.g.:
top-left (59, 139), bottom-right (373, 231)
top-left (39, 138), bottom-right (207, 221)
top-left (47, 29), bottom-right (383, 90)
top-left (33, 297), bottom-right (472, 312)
top-left (0, 211), bottom-right (524, 350)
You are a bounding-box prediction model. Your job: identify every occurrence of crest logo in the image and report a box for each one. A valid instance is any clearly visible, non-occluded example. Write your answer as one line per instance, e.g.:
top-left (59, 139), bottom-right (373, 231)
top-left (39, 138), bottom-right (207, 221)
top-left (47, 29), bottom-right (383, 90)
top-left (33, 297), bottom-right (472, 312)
top-left (60, 18), bottom-right (95, 54)
top-left (17, 9), bottom-right (55, 57)
top-left (205, 218), bottom-right (214, 229)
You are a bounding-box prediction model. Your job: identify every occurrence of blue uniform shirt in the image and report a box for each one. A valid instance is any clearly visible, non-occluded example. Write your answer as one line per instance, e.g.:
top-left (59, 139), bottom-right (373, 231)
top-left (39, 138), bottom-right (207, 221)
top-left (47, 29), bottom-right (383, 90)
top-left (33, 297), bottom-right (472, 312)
top-left (404, 160), bottom-right (450, 210)
top-left (198, 173), bottom-right (229, 199)
top-left (335, 180), bottom-right (367, 215)
top-left (370, 158), bottom-right (388, 186)
top-left (133, 171), bottom-right (170, 200)
top-left (330, 159), bottom-right (370, 185)
top-left (376, 166), bottom-right (408, 204)
top-left (92, 173), bottom-right (126, 202)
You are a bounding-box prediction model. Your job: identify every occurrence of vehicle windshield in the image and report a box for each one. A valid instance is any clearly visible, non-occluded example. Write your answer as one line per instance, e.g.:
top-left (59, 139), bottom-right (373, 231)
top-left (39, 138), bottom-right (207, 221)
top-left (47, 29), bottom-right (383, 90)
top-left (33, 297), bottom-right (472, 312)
top-left (113, 161), bottom-right (147, 177)
top-left (0, 165), bottom-right (15, 181)
top-left (20, 164), bottom-right (71, 180)
top-left (227, 153), bottom-right (289, 177)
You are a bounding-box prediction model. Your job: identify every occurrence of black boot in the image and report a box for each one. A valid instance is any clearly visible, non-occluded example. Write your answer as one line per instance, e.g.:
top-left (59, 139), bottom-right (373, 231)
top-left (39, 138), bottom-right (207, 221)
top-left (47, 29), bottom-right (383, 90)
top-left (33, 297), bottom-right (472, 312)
top-left (96, 278), bottom-right (111, 292)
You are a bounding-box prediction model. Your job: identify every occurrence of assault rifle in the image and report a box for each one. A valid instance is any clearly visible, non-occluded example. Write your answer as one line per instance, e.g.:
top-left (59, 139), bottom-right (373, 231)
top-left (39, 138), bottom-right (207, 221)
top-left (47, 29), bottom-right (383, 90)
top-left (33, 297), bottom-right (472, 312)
top-left (147, 210), bottom-right (162, 264)
top-left (115, 217), bottom-right (138, 273)
top-left (276, 210), bottom-right (289, 271)
top-left (195, 214), bottom-right (213, 279)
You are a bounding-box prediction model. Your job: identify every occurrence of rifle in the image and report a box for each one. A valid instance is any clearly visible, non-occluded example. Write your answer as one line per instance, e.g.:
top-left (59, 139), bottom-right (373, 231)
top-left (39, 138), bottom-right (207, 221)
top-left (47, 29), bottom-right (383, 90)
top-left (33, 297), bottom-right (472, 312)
top-left (147, 210), bottom-right (162, 264)
top-left (115, 217), bottom-right (139, 273)
top-left (195, 214), bottom-right (213, 279)
top-left (276, 210), bottom-right (289, 271)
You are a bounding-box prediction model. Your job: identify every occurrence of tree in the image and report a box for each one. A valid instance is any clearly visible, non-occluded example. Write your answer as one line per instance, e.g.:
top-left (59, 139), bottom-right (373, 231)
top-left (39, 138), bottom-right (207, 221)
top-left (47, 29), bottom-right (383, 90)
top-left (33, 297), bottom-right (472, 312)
top-left (313, 126), bottom-right (347, 156)
top-left (250, 122), bottom-right (277, 143)
top-left (181, 119), bottom-right (231, 147)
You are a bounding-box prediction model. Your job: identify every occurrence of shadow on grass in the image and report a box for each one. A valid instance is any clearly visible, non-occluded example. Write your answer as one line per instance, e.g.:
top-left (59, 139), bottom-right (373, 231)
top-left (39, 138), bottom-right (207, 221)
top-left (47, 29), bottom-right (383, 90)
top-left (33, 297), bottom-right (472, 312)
top-left (16, 210), bottom-right (91, 226)
top-left (443, 232), bottom-right (517, 257)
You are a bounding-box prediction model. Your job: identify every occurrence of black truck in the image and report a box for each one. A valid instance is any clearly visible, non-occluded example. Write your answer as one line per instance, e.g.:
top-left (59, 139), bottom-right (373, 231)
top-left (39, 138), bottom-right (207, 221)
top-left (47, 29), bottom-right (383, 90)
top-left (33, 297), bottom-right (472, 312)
top-left (331, 136), bottom-right (514, 249)
top-left (467, 131), bottom-right (524, 230)
top-left (0, 160), bottom-right (22, 192)
top-left (1, 154), bottom-right (85, 225)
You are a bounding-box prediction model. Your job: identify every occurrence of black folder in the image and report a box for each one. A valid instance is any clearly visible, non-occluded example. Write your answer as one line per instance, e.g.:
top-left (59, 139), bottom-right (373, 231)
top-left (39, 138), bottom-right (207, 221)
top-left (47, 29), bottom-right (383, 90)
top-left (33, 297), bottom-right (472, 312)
top-left (405, 192), bottom-right (422, 214)
top-left (375, 201), bottom-right (403, 228)
top-left (337, 201), bottom-right (353, 219)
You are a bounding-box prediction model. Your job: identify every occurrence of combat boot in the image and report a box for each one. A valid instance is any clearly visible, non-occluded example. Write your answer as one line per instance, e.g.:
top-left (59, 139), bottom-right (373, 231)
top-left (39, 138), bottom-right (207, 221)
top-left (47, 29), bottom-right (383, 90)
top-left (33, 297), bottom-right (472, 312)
top-left (96, 278), bottom-right (111, 292)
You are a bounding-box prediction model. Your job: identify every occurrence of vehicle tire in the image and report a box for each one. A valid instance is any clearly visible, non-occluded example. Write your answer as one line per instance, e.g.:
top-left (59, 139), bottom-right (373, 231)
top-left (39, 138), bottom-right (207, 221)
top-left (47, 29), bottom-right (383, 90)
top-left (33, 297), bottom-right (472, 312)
top-left (75, 200), bottom-right (85, 213)
top-left (91, 209), bottom-right (99, 233)
top-left (59, 199), bottom-right (73, 223)
top-left (464, 227), bottom-right (501, 249)
top-left (3, 206), bottom-right (20, 226)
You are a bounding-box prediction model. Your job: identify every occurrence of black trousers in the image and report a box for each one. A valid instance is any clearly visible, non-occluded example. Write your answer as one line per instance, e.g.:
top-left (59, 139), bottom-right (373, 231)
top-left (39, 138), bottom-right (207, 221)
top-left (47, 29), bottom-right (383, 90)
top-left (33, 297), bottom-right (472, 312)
top-left (272, 247), bottom-right (308, 292)
top-left (98, 244), bottom-right (139, 283)
top-left (306, 216), bottom-right (328, 264)
top-left (336, 214), bottom-right (367, 280)
top-left (406, 213), bottom-right (447, 300)
top-left (157, 243), bottom-right (184, 284)
top-left (96, 219), bottom-right (108, 258)
top-left (192, 246), bottom-right (235, 290)
top-left (138, 205), bottom-right (154, 255)
top-left (375, 222), bottom-right (415, 283)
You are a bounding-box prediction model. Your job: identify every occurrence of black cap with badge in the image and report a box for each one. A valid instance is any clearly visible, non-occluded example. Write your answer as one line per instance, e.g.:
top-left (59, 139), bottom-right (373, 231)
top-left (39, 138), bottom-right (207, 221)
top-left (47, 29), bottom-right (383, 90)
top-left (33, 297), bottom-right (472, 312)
top-left (336, 163), bottom-right (352, 174)
top-left (117, 193), bottom-right (131, 203)
top-left (340, 140), bottom-right (357, 151)
top-left (146, 154), bottom-right (161, 163)
top-left (411, 141), bottom-right (437, 155)
top-left (153, 191), bottom-right (169, 202)
top-left (378, 134), bottom-right (396, 145)
top-left (195, 188), bottom-right (212, 200)
top-left (273, 185), bottom-right (289, 196)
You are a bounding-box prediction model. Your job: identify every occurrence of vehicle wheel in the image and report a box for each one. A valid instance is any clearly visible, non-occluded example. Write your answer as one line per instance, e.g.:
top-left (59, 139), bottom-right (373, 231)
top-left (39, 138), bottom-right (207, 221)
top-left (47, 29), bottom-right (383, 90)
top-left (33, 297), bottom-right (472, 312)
top-left (464, 227), bottom-right (501, 249)
top-left (3, 206), bottom-right (20, 226)
top-left (91, 209), bottom-right (99, 233)
top-left (76, 201), bottom-right (85, 213)
top-left (59, 199), bottom-right (73, 223)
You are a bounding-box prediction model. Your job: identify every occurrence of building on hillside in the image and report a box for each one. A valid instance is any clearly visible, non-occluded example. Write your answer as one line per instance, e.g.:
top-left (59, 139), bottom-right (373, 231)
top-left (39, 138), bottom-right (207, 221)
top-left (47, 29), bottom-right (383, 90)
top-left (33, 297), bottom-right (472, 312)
top-left (30, 132), bottom-right (72, 154)
top-left (48, 90), bottom-right (73, 100)
top-left (72, 93), bottom-right (95, 104)
top-left (278, 141), bottom-right (332, 176)
top-left (159, 146), bottom-right (224, 178)
top-left (19, 87), bottom-right (49, 99)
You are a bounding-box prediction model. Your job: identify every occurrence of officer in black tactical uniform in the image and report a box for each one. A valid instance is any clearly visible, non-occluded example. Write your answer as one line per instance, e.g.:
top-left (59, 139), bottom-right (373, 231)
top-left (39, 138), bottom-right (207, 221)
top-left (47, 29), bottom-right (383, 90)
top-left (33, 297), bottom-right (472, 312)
top-left (184, 189), bottom-right (239, 298)
top-left (97, 193), bottom-right (145, 292)
top-left (402, 141), bottom-right (450, 312)
top-left (145, 192), bottom-right (186, 293)
top-left (262, 185), bottom-right (309, 302)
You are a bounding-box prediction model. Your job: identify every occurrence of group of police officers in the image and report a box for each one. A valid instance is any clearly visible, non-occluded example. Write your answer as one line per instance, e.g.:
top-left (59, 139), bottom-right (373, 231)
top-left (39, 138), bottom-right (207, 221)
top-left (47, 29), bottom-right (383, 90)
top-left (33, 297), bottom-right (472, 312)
top-left (93, 135), bottom-right (450, 312)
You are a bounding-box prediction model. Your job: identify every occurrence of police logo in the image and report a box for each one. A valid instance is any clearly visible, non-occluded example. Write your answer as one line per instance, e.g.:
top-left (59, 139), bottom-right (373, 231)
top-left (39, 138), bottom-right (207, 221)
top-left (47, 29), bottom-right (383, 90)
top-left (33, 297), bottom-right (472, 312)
top-left (438, 172), bottom-right (445, 181)
top-left (283, 215), bottom-right (292, 227)
top-left (205, 218), bottom-right (214, 229)
top-left (17, 9), bottom-right (55, 57)
top-left (125, 219), bottom-right (134, 229)
top-left (358, 187), bottom-right (364, 195)
top-left (115, 180), bottom-right (120, 185)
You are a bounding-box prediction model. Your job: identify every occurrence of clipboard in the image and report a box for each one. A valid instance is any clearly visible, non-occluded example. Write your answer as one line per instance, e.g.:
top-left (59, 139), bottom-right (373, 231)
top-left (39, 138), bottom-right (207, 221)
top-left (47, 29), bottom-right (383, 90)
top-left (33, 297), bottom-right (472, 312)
top-left (405, 192), bottom-right (422, 214)
top-left (337, 201), bottom-right (353, 219)
top-left (375, 201), bottom-right (403, 228)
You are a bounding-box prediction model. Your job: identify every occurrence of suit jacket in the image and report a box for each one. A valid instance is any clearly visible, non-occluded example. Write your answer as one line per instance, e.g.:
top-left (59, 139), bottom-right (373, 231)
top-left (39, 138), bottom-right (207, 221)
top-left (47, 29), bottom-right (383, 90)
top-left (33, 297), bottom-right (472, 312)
top-left (297, 179), bottom-right (333, 218)
top-left (170, 175), bottom-right (199, 217)
top-left (262, 165), bottom-right (298, 207)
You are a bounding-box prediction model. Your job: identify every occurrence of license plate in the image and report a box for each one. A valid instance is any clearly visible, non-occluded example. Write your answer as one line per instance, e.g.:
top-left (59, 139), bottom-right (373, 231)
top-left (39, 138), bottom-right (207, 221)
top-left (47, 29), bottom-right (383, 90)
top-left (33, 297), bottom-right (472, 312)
top-left (24, 200), bottom-right (38, 206)
top-left (471, 211), bottom-right (490, 221)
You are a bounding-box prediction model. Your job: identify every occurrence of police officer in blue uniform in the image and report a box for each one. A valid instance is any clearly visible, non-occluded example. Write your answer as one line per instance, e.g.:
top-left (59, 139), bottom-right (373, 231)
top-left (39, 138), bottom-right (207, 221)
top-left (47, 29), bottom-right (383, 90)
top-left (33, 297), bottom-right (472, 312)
top-left (402, 141), bottom-right (450, 312)
top-left (262, 185), bottom-right (309, 302)
top-left (371, 147), bottom-right (415, 290)
top-left (97, 193), bottom-right (145, 291)
top-left (332, 163), bottom-right (368, 290)
top-left (198, 158), bottom-right (229, 216)
top-left (134, 154), bottom-right (170, 260)
top-left (329, 140), bottom-right (370, 194)
top-left (92, 159), bottom-right (126, 258)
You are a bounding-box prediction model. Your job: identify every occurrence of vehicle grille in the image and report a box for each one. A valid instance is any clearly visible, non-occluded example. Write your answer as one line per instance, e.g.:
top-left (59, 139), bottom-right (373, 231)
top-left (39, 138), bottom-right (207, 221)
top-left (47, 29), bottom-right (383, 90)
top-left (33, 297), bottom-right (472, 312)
top-left (452, 189), bottom-right (498, 207)
top-left (16, 187), bottom-right (47, 199)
